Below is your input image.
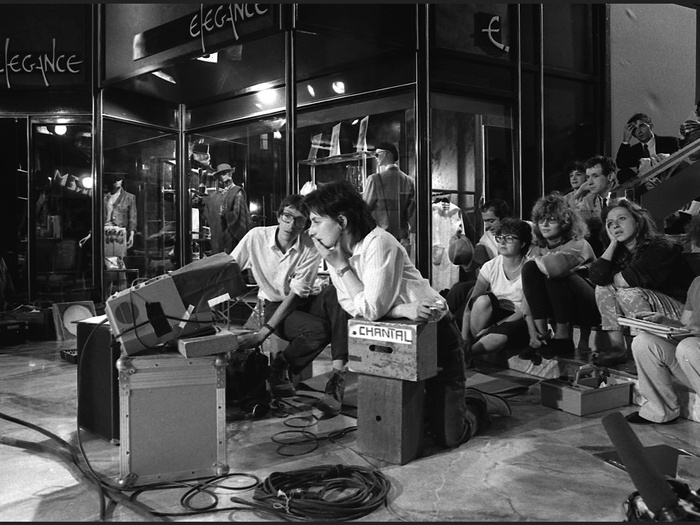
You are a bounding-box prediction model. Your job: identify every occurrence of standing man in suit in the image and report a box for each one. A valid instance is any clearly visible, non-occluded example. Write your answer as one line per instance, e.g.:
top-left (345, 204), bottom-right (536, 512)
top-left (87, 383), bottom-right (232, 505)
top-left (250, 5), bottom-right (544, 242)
top-left (615, 113), bottom-right (680, 185)
top-left (363, 141), bottom-right (416, 256)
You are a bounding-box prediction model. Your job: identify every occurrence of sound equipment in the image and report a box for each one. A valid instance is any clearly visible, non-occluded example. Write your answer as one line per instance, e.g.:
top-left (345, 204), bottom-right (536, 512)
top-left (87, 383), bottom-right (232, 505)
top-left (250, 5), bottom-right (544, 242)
top-left (76, 315), bottom-right (120, 443)
top-left (116, 351), bottom-right (229, 488)
top-left (104, 274), bottom-right (201, 356)
top-left (602, 412), bottom-right (695, 521)
top-left (0, 320), bottom-right (28, 346)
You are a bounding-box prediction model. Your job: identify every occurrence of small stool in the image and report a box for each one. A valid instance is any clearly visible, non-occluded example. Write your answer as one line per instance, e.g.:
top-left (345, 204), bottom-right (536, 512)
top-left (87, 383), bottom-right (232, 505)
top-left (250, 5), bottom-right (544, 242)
top-left (348, 318), bottom-right (437, 465)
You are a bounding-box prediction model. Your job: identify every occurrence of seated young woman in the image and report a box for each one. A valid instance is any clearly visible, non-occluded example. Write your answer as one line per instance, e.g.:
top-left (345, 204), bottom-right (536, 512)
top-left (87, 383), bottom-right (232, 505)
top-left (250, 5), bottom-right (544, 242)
top-left (461, 218), bottom-right (532, 361)
top-left (302, 180), bottom-right (511, 448)
top-left (589, 198), bottom-right (696, 367)
top-left (518, 192), bottom-right (599, 362)
top-left (626, 213), bottom-right (700, 425)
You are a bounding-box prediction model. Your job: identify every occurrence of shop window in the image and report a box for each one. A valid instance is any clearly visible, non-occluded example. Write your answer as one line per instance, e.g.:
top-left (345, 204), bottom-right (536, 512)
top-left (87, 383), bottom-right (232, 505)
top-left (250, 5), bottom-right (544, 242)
top-left (31, 122), bottom-right (94, 303)
top-left (430, 94), bottom-right (513, 292)
top-left (186, 115), bottom-right (287, 264)
top-left (543, 77), bottom-right (599, 195)
top-left (296, 93), bottom-right (416, 260)
top-left (102, 120), bottom-right (177, 296)
top-left (543, 4), bottom-right (595, 74)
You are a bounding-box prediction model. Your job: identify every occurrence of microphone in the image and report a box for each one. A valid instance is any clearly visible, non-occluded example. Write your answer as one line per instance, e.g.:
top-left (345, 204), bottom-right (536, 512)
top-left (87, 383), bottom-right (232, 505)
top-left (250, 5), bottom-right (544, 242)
top-left (602, 412), bottom-right (686, 521)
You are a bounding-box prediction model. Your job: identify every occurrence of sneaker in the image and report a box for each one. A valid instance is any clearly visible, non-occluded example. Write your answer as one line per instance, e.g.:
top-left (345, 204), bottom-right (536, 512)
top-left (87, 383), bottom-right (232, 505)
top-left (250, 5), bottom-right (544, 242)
top-left (268, 353), bottom-right (296, 398)
top-left (465, 388), bottom-right (512, 418)
top-left (317, 369), bottom-right (346, 417)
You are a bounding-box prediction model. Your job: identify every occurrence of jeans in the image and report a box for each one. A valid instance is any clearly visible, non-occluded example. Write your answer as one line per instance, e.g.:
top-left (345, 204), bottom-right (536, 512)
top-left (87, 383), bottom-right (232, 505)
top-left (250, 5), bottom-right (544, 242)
top-left (264, 284), bottom-right (350, 375)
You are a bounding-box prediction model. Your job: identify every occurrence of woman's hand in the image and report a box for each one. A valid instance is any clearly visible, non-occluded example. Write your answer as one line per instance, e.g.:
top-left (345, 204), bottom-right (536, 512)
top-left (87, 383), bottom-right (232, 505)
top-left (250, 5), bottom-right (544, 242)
top-left (391, 301), bottom-right (441, 322)
top-left (311, 237), bottom-right (348, 270)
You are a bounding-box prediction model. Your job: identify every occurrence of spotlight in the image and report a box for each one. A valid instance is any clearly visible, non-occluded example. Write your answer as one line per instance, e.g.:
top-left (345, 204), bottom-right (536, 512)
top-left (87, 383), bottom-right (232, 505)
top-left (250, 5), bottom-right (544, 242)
top-left (331, 81), bottom-right (345, 94)
top-left (307, 85), bottom-right (315, 97)
top-left (54, 125), bottom-right (67, 135)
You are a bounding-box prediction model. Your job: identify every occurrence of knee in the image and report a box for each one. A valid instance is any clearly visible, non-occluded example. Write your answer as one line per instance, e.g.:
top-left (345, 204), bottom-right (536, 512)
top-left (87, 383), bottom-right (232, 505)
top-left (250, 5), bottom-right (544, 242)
top-left (676, 338), bottom-right (700, 363)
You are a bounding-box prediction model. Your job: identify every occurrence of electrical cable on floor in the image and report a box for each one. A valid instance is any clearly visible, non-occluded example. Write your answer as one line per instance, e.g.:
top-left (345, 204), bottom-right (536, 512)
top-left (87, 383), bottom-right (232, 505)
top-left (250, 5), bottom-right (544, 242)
top-left (229, 464), bottom-right (391, 521)
top-left (0, 410), bottom-right (164, 522)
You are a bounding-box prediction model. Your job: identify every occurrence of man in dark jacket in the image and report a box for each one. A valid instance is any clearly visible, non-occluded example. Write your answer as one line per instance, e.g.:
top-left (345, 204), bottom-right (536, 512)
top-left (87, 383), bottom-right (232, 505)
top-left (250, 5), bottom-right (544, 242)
top-left (615, 113), bottom-right (680, 185)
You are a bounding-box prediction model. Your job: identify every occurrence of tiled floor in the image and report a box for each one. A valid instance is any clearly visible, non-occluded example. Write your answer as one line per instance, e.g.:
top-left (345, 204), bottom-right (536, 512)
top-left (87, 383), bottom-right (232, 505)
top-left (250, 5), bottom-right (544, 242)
top-left (1, 335), bottom-right (700, 522)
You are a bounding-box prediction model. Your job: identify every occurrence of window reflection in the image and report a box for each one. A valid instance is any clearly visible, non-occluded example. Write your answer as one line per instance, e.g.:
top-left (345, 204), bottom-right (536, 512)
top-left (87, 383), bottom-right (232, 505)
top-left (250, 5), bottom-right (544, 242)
top-left (32, 122), bottom-right (94, 303)
top-left (186, 116), bottom-right (287, 264)
top-left (102, 120), bottom-right (176, 298)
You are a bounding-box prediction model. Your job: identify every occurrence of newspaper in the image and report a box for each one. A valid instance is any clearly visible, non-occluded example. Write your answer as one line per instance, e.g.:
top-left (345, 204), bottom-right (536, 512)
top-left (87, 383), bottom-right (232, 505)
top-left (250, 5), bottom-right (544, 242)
top-left (617, 317), bottom-right (700, 340)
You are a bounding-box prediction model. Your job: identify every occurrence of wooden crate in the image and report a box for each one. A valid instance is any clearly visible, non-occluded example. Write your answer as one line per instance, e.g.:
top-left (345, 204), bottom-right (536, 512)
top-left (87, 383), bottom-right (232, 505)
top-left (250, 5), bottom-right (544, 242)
top-left (347, 318), bottom-right (437, 381)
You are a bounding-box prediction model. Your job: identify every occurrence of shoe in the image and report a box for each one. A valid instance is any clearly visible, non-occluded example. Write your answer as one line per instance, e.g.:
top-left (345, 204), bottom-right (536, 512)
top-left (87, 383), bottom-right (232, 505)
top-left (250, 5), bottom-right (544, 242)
top-left (591, 353), bottom-right (628, 368)
top-left (268, 353), bottom-right (296, 398)
top-left (537, 338), bottom-right (575, 359)
top-left (317, 369), bottom-right (346, 417)
top-left (517, 346), bottom-right (543, 366)
top-left (465, 388), bottom-right (512, 418)
top-left (625, 411), bottom-right (679, 425)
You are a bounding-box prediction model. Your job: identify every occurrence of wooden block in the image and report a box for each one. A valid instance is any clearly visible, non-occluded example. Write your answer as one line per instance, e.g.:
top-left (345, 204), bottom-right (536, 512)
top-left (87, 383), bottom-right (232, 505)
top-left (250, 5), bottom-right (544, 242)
top-left (348, 318), bottom-right (437, 381)
top-left (356, 374), bottom-right (425, 465)
top-left (177, 327), bottom-right (239, 358)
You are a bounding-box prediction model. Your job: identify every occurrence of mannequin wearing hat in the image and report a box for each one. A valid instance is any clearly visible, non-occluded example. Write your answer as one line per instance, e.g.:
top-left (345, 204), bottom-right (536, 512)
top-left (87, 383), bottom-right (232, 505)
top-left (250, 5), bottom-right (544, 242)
top-left (203, 163), bottom-right (252, 254)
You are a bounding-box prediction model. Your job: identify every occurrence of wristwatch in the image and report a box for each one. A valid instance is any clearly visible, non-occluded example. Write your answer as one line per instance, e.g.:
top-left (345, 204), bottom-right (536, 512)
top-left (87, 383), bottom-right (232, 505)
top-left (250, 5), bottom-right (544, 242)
top-left (337, 265), bottom-right (352, 277)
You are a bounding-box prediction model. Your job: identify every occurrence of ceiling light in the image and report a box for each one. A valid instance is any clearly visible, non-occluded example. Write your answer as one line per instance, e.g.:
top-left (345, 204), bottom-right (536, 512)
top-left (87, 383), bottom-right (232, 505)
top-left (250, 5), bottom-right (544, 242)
top-left (257, 89), bottom-right (277, 105)
top-left (54, 125), bottom-right (67, 135)
top-left (196, 52), bottom-right (218, 63)
top-left (332, 81), bottom-right (345, 94)
top-left (151, 70), bottom-right (176, 84)
top-left (307, 85), bottom-right (315, 97)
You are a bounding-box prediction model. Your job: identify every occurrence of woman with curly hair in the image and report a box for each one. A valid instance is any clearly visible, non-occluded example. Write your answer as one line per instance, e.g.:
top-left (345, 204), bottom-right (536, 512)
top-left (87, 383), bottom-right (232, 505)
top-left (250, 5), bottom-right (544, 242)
top-left (589, 199), bottom-right (695, 367)
top-left (519, 192), bottom-right (599, 362)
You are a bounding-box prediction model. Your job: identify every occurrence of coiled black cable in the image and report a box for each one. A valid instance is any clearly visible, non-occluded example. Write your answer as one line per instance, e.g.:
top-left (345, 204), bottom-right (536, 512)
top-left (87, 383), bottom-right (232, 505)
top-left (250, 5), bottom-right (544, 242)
top-left (230, 464), bottom-right (390, 521)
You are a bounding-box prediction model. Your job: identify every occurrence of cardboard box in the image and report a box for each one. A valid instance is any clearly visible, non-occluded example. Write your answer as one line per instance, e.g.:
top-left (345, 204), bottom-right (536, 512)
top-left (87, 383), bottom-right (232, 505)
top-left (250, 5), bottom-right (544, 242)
top-left (347, 318), bottom-right (437, 381)
top-left (540, 365), bottom-right (633, 416)
top-left (116, 351), bottom-right (229, 488)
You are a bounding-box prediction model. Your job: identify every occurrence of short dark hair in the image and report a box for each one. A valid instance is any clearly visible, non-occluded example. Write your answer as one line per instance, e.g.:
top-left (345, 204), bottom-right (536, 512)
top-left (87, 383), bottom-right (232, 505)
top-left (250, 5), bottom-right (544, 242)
top-left (627, 113), bottom-right (653, 126)
top-left (302, 180), bottom-right (376, 241)
top-left (564, 160), bottom-right (586, 177)
top-left (481, 199), bottom-right (512, 219)
top-left (584, 155), bottom-right (617, 176)
top-left (277, 194), bottom-right (306, 217)
top-left (496, 217), bottom-right (532, 255)
top-left (375, 141), bottom-right (399, 163)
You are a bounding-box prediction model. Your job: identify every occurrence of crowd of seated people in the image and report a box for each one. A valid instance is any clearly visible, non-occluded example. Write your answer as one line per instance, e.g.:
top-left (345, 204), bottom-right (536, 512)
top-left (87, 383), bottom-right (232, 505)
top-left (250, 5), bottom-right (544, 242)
top-left (447, 144), bottom-right (700, 424)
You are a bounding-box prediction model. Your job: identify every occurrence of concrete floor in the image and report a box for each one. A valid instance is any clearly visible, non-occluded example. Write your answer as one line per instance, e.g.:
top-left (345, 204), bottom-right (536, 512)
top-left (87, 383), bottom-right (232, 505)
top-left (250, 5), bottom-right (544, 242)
top-left (2, 334), bottom-right (700, 522)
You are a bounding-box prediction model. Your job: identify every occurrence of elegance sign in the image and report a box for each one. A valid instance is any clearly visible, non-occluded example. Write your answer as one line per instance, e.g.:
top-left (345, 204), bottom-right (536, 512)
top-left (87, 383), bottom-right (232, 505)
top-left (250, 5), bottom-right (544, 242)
top-left (0, 38), bottom-right (83, 89)
top-left (133, 4), bottom-right (271, 61)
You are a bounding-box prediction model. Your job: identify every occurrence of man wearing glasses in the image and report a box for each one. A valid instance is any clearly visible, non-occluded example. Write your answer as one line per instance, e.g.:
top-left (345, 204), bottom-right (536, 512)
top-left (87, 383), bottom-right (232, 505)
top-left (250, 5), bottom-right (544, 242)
top-left (230, 194), bottom-right (348, 412)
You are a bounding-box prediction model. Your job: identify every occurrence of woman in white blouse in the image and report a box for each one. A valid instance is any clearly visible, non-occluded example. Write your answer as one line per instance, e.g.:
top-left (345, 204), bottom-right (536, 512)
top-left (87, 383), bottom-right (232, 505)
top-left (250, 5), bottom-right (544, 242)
top-left (302, 180), bottom-right (511, 449)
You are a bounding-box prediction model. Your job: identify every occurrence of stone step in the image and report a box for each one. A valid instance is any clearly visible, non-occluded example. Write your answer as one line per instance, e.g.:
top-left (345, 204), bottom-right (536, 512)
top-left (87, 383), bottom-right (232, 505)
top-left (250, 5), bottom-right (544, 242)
top-left (500, 326), bottom-right (700, 423)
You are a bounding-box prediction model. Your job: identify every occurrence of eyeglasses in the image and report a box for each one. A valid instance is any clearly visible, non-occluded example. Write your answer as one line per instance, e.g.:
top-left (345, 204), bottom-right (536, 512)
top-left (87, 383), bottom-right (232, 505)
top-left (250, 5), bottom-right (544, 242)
top-left (279, 212), bottom-right (309, 228)
top-left (494, 234), bottom-right (520, 244)
top-left (537, 216), bottom-right (559, 224)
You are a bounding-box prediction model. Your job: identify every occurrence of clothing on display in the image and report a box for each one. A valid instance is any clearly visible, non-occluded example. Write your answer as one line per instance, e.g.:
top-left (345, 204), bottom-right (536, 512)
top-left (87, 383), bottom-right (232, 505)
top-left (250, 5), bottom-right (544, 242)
top-left (431, 200), bottom-right (465, 292)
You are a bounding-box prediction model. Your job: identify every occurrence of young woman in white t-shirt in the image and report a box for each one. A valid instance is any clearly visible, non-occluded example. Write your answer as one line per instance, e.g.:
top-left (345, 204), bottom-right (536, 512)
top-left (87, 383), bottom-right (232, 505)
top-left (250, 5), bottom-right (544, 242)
top-left (462, 217), bottom-right (532, 359)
